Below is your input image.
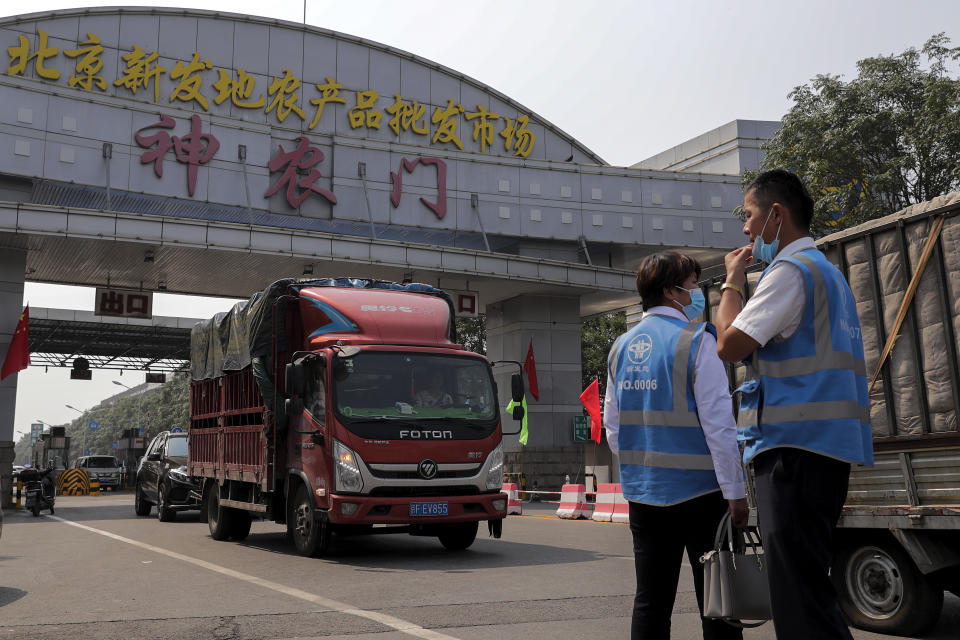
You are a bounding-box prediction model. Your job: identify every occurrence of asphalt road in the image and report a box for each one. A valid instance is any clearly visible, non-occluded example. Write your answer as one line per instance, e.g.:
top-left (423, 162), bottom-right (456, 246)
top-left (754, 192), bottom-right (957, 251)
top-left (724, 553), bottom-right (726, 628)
top-left (0, 494), bottom-right (957, 639)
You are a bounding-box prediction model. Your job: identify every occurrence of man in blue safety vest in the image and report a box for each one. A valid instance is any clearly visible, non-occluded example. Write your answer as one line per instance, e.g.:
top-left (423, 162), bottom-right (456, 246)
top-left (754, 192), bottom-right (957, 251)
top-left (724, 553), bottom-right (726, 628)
top-left (605, 250), bottom-right (747, 640)
top-left (715, 169), bottom-right (874, 640)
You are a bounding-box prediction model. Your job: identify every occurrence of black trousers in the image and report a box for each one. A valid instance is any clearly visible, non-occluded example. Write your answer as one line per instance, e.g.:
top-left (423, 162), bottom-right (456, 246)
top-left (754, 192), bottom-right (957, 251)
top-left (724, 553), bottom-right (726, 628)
top-left (753, 448), bottom-right (852, 640)
top-left (629, 492), bottom-right (742, 640)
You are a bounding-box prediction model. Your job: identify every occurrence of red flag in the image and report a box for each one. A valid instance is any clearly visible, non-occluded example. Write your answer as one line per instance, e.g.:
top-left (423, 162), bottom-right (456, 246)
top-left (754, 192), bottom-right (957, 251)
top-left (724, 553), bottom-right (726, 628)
top-left (579, 378), bottom-right (602, 443)
top-left (1, 305), bottom-right (29, 381)
top-left (524, 338), bottom-right (539, 401)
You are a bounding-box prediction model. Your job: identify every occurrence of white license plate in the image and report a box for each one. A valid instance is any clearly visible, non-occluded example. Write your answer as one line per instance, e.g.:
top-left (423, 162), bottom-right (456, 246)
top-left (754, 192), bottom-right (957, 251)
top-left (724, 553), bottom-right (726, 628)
top-left (409, 501), bottom-right (448, 517)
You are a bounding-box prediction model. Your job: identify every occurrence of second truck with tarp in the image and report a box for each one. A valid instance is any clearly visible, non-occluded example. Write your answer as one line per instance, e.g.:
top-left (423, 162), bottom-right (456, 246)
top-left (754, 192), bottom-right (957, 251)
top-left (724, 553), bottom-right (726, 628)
top-left (188, 278), bottom-right (518, 555)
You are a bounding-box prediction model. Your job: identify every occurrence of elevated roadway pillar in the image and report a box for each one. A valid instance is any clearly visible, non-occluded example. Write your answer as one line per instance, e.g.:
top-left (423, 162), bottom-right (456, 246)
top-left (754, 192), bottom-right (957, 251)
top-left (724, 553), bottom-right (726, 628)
top-left (0, 247), bottom-right (25, 506)
top-left (488, 294), bottom-right (585, 489)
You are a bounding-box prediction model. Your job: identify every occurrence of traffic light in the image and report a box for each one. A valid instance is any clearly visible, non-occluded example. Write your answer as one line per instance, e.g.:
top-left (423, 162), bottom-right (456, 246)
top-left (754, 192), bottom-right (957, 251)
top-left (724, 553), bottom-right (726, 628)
top-left (70, 357), bottom-right (92, 380)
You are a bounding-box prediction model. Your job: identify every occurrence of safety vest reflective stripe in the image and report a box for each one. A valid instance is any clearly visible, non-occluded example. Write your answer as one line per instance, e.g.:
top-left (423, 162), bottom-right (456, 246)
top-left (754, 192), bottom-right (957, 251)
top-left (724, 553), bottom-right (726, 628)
top-left (739, 400), bottom-right (870, 426)
top-left (756, 254), bottom-right (866, 379)
top-left (618, 449), bottom-right (716, 470)
top-left (619, 410), bottom-right (702, 427)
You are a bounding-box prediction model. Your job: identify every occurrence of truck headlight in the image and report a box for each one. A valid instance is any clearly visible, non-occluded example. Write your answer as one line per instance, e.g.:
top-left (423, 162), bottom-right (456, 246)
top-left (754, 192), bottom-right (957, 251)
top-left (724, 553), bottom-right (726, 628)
top-left (484, 444), bottom-right (504, 490)
top-left (334, 440), bottom-right (363, 493)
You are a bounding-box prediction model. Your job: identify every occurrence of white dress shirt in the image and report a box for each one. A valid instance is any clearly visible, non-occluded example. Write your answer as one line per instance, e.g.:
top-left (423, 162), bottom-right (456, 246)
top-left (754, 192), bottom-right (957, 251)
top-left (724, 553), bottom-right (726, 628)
top-left (732, 237), bottom-right (816, 346)
top-left (604, 306), bottom-right (746, 500)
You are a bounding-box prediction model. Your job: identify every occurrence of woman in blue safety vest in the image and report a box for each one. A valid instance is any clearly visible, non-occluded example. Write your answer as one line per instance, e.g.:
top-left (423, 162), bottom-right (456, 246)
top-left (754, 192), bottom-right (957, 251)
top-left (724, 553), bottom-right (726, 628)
top-left (605, 251), bottom-right (748, 640)
top-left (715, 169), bottom-right (873, 640)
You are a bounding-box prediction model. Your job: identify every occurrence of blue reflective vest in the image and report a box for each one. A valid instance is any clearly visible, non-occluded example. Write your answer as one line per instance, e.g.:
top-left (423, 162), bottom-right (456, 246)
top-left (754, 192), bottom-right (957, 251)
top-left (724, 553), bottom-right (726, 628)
top-left (609, 314), bottom-right (721, 505)
top-left (738, 249), bottom-right (874, 466)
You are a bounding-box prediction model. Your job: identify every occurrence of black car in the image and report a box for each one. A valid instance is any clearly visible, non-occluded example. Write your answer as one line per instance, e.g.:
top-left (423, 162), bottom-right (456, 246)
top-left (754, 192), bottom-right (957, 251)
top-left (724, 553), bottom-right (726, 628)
top-left (135, 431), bottom-right (200, 521)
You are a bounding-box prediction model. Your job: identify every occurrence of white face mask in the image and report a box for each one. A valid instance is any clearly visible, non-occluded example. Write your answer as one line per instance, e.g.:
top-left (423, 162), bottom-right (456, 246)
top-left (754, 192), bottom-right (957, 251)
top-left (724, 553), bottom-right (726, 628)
top-left (752, 206), bottom-right (782, 264)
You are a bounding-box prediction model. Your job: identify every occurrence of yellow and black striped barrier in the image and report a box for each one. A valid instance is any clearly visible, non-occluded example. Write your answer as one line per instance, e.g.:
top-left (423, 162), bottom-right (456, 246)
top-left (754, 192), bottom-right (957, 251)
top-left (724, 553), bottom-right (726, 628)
top-left (88, 479), bottom-right (100, 496)
top-left (57, 469), bottom-right (90, 496)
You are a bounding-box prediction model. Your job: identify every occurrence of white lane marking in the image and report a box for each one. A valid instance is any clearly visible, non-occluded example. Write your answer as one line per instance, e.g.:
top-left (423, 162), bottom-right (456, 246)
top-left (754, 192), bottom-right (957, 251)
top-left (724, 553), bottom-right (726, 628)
top-left (50, 516), bottom-right (461, 640)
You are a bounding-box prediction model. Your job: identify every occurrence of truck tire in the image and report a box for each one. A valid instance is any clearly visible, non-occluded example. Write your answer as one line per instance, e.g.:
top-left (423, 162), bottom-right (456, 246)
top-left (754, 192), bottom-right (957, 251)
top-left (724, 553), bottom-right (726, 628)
top-left (134, 481), bottom-right (152, 516)
top-left (832, 538), bottom-right (943, 636)
top-left (206, 487), bottom-right (235, 541)
top-left (288, 484), bottom-right (331, 557)
top-left (229, 510), bottom-right (252, 541)
top-left (157, 482), bottom-right (176, 522)
top-left (437, 521), bottom-right (478, 551)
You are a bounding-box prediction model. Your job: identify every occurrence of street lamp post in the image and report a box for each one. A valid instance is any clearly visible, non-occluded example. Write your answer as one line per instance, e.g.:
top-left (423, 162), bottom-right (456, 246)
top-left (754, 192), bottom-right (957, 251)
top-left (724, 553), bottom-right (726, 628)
top-left (65, 404), bottom-right (105, 457)
top-left (113, 380), bottom-right (143, 439)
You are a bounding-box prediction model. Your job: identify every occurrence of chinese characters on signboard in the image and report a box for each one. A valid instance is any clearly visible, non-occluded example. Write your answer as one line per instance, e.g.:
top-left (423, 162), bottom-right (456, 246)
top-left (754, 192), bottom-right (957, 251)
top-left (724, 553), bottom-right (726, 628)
top-left (94, 288), bottom-right (153, 319)
top-left (7, 29), bottom-right (537, 158)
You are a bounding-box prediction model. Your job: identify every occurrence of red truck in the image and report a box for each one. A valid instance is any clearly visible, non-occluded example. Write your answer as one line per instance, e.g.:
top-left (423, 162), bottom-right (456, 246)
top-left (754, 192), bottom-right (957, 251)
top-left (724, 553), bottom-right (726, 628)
top-left (188, 278), bottom-right (520, 556)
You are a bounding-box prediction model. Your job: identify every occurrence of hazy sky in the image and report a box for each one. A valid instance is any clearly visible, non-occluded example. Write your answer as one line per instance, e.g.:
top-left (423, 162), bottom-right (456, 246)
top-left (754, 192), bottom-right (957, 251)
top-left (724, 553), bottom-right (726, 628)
top-left (7, 0), bottom-right (960, 440)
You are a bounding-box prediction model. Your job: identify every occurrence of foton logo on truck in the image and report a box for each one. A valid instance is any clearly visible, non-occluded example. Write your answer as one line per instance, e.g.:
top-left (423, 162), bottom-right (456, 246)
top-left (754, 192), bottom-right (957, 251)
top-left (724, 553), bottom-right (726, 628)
top-left (400, 429), bottom-right (453, 439)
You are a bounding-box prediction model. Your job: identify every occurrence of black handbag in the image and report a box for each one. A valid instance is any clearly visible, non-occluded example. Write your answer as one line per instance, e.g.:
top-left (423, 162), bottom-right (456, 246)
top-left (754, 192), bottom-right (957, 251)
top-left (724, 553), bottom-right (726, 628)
top-left (700, 511), bottom-right (771, 627)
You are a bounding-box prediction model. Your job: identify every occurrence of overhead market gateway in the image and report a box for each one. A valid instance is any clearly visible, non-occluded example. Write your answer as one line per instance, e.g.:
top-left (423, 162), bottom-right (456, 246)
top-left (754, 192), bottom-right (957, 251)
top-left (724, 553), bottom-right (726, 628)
top-left (0, 7), bottom-right (751, 497)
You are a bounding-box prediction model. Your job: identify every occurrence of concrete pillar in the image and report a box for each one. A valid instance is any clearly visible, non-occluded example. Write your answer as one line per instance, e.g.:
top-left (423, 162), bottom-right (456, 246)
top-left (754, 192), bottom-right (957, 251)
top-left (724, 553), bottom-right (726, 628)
top-left (625, 303), bottom-right (644, 329)
top-left (0, 248), bottom-right (26, 507)
top-left (487, 294), bottom-right (583, 491)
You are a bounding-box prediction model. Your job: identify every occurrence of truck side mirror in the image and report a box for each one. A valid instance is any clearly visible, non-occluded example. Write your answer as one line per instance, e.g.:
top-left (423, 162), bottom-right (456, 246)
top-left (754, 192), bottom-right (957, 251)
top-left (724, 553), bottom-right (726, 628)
top-left (511, 373), bottom-right (524, 403)
top-left (285, 362), bottom-right (305, 396)
top-left (512, 405), bottom-right (525, 421)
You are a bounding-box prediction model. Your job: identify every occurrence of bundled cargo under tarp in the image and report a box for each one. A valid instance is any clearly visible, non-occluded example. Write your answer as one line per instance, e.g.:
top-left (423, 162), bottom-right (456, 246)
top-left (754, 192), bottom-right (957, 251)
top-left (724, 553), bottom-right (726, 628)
top-left (190, 278), bottom-right (456, 381)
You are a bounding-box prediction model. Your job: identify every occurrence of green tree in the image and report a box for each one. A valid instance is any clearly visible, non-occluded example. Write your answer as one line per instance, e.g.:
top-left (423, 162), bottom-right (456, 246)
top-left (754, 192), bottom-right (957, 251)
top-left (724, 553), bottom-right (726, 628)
top-left (749, 33), bottom-right (960, 237)
top-left (581, 311), bottom-right (626, 398)
top-left (456, 316), bottom-right (486, 355)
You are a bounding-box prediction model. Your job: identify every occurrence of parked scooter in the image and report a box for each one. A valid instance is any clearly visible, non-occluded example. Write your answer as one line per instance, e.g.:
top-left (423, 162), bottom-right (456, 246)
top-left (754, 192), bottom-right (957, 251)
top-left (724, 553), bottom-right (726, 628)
top-left (22, 466), bottom-right (55, 517)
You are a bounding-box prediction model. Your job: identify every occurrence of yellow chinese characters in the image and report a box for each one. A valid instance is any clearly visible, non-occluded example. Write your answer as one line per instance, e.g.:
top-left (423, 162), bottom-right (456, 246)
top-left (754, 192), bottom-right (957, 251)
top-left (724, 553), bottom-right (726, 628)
top-left (212, 68), bottom-right (265, 109)
top-left (266, 69), bottom-right (306, 123)
top-left (431, 99), bottom-right (464, 150)
top-left (500, 114), bottom-right (535, 158)
top-left (348, 90), bottom-right (382, 130)
top-left (464, 105), bottom-right (500, 154)
top-left (7, 29), bottom-right (60, 80)
top-left (5, 28), bottom-right (540, 158)
top-left (309, 77), bottom-right (347, 130)
top-left (385, 94), bottom-right (428, 136)
top-left (170, 52), bottom-right (213, 110)
top-left (114, 45), bottom-right (166, 103)
top-left (63, 33), bottom-right (106, 91)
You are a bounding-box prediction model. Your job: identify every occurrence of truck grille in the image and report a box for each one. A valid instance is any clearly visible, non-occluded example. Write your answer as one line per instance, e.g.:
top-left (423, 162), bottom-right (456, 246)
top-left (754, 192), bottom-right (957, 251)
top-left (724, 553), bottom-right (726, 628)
top-left (368, 486), bottom-right (481, 498)
top-left (367, 463), bottom-right (481, 480)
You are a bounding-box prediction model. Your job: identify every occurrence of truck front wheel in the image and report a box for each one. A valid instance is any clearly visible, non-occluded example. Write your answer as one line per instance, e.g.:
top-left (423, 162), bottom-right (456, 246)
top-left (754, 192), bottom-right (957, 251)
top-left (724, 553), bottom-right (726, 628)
top-left (437, 521), bottom-right (478, 551)
top-left (832, 538), bottom-right (943, 636)
top-left (288, 485), bottom-right (331, 557)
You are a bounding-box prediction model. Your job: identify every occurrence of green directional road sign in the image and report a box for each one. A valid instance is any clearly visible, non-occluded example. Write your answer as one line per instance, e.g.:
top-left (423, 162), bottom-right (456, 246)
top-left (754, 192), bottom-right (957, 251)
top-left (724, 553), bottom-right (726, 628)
top-left (573, 415), bottom-right (589, 443)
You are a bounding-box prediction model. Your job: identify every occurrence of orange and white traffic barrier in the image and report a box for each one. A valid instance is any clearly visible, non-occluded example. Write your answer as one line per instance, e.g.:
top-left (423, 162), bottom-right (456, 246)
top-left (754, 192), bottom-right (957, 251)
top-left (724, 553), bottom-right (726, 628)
top-left (501, 482), bottom-right (522, 515)
top-left (592, 483), bottom-right (620, 522)
top-left (611, 487), bottom-right (629, 523)
top-left (556, 483), bottom-right (587, 519)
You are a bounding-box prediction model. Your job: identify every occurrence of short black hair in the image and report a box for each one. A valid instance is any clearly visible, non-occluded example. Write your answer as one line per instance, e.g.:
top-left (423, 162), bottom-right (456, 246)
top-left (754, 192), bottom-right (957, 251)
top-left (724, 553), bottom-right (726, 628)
top-left (636, 251), bottom-right (701, 311)
top-left (746, 169), bottom-right (814, 229)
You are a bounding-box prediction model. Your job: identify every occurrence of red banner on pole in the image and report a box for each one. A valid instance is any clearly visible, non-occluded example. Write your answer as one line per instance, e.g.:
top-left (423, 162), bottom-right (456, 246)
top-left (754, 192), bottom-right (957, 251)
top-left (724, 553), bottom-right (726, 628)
top-left (1, 305), bottom-right (29, 381)
top-left (524, 338), bottom-right (539, 401)
top-left (579, 378), bottom-right (602, 443)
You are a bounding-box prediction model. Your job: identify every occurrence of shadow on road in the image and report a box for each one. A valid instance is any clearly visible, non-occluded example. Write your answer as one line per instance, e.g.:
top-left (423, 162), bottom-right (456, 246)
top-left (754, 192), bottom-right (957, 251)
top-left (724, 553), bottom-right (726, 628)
top-left (0, 587), bottom-right (28, 608)
top-left (233, 527), bottom-right (616, 570)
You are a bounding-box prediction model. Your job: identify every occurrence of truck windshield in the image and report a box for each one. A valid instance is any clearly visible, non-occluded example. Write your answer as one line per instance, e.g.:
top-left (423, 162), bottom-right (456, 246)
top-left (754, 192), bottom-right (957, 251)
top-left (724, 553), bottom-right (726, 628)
top-left (88, 457), bottom-right (117, 468)
top-left (332, 352), bottom-right (497, 431)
